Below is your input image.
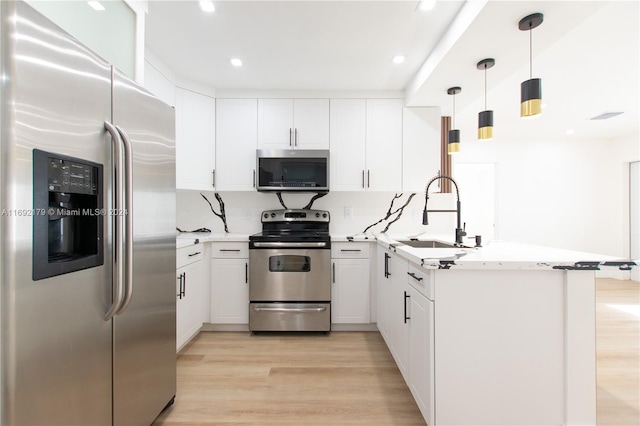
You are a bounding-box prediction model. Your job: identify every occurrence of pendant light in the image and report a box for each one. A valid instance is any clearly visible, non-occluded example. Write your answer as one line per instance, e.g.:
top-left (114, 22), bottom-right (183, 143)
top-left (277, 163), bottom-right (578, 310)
top-left (447, 87), bottom-right (461, 154)
top-left (477, 58), bottom-right (495, 140)
top-left (519, 13), bottom-right (544, 118)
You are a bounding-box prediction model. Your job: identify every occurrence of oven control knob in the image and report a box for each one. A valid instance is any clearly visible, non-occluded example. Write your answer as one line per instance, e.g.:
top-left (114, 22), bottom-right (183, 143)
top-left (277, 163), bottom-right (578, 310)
top-left (315, 212), bottom-right (320, 218)
top-left (263, 213), bottom-right (268, 219)
top-left (322, 213), bottom-right (328, 218)
top-left (270, 213), bottom-right (276, 218)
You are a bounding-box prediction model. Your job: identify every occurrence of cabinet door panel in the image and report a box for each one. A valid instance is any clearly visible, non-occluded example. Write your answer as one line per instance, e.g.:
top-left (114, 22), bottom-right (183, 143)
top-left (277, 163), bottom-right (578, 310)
top-left (216, 99), bottom-right (258, 191)
top-left (211, 259), bottom-right (249, 324)
top-left (176, 260), bottom-right (204, 350)
top-left (409, 288), bottom-right (435, 426)
top-left (330, 99), bottom-right (366, 191)
top-left (332, 258), bottom-right (370, 323)
top-left (175, 88), bottom-right (215, 190)
top-left (258, 99), bottom-right (293, 149)
top-left (366, 99), bottom-right (402, 191)
top-left (293, 99), bottom-right (329, 149)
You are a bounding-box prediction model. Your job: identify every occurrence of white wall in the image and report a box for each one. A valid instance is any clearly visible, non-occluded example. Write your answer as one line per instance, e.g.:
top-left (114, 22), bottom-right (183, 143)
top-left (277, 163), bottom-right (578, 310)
top-left (454, 132), bottom-right (639, 259)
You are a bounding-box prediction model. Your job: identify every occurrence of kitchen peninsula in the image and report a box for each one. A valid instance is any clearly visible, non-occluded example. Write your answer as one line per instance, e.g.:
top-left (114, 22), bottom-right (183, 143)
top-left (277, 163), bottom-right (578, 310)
top-left (374, 234), bottom-right (634, 426)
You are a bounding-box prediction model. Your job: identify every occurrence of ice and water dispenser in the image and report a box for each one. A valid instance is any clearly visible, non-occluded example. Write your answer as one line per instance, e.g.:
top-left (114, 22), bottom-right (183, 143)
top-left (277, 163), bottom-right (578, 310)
top-left (32, 149), bottom-right (104, 280)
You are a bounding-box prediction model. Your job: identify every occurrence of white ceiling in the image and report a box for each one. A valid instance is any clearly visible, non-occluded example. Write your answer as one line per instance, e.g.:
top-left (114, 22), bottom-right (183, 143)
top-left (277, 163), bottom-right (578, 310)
top-left (145, 0), bottom-right (639, 142)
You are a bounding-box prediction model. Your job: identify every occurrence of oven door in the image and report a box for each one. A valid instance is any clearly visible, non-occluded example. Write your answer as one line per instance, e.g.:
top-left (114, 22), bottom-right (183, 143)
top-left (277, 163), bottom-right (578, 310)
top-left (249, 246), bottom-right (330, 301)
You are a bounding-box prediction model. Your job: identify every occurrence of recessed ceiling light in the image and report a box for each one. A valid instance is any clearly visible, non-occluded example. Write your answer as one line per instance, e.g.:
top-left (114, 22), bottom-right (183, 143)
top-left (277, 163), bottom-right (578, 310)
top-left (230, 58), bottom-right (242, 67)
top-left (87, 1), bottom-right (105, 11)
top-left (392, 55), bottom-right (406, 64)
top-left (199, 1), bottom-right (215, 13)
top-left (418, 0), bottom-right (437, 11)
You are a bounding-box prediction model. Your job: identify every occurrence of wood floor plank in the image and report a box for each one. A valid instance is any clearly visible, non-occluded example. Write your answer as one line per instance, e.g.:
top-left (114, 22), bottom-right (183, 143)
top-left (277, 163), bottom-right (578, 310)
top-left (155, 279), bottom-right (639, 426)
top-left (596, 278), bottom-right (640, 426)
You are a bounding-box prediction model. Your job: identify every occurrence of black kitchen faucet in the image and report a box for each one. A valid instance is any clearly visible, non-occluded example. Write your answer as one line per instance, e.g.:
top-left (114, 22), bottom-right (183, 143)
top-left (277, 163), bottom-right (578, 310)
top-left (422, 174), bottom-right (466, 245)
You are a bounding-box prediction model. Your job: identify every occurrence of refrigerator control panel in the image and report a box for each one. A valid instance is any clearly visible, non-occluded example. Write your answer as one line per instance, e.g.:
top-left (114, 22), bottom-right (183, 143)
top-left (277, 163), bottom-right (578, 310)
top-left (47, 158), bottom-right (99, 195)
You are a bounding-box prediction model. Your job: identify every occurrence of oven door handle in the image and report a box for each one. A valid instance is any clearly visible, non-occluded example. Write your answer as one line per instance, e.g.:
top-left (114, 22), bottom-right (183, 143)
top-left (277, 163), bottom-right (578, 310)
top-left (251, 242), bottom-right (329, 248)
top-left (252, 306), bottom-right (328, 313)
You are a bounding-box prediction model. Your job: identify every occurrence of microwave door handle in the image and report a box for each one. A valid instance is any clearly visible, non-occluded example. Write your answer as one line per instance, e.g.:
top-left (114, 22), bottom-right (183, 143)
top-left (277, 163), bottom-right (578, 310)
top-left (115, 125), bottom-right (134, 315)
top-left (104, 121), bottom-right (125, 321)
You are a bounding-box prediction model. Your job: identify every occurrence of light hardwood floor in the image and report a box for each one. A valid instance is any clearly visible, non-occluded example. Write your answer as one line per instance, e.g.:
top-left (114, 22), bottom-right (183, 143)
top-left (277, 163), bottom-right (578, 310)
top-left (596, 278), bottom-right (640, 426)
top-left (155, 278), bottom-right (639, 426)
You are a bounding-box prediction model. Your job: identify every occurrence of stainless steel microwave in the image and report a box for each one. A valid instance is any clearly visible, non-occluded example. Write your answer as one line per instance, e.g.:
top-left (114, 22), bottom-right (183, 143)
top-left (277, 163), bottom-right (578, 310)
top-left (256, 149), bottom-right (329, 192)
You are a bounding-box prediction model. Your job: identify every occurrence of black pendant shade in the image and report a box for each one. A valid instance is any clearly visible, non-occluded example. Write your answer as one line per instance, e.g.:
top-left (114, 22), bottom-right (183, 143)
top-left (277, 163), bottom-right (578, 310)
top-left (448, 129), bottom-right (460, 154)
top-left (447, 87), bottom-right (461, 154)
top-left (520, 78), bottom-right (542, 118)
top-left (519, 13), bottom-right (544, 118)
top-left (478, 110), bottom-right (493, 140)
top-left (476, 58), bottom-right (495, 140)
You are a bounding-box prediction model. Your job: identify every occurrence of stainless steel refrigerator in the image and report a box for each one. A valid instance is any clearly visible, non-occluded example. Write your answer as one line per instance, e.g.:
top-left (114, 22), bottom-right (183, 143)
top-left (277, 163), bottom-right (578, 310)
top-left (0, 2), bottom-right (177, 424)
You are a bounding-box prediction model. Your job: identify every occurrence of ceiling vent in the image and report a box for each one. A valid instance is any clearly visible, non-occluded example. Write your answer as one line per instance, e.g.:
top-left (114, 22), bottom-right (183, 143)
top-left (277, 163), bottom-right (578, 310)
top-left (589, 112), bottom-right (624, 120)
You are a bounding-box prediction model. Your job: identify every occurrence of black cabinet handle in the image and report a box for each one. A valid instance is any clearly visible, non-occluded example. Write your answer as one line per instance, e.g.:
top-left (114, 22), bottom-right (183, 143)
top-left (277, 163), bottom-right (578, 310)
top-left (177, 274), bottom-right (183, 299)
top-left (188, 251), bottom-right (201, 257)
top-left (182, 272), bottom-right (186, 298)
top-left (340, 249), bottom-right (362, 252)
top-left (407, 272), bottom-right (423, 282)
top-left (245, 262), bottom-right (248, 284)
top-left (384, 253), bottom-right (390, 278)
top-left (220, 249), bottom-right (241, 252)
top-left (404, 291), bottom-right (410, 323)
top-left (332, 262), bottom-right (336, 283)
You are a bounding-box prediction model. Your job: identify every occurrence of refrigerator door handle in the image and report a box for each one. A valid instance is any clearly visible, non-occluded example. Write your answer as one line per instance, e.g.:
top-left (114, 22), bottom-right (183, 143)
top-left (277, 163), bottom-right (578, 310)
top-left (115, 125), bottom-right (134, 315)
top-left (104, 121), bottom-right (125, 321)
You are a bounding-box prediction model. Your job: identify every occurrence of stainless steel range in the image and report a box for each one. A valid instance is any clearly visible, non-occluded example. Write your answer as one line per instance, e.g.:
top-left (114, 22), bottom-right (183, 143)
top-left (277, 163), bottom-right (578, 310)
top-left (249, 209), bottom-right (331, 332)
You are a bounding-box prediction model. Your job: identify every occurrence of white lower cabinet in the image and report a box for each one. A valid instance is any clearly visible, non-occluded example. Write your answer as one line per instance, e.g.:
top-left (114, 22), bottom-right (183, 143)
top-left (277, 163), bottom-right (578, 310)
top-left (376, 246), bottom-right (409, 379)
top-left (176, 244), bottom-right (205, 351)
top-left (377, 246), bottom-right (435, 425)
top-left (408, 285), bottom-right (435, 426)
top-left (331, 242), bottom-right (370, 324)
top-left (210, 242), bottom-right (249, 324)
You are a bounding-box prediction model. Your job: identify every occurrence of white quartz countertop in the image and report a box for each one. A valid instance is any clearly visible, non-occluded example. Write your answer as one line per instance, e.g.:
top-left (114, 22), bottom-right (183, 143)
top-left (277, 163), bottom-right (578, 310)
top-left (176, 232), bottom-right (250, 249)
top-left (376, 234), bottom-right (636, 271)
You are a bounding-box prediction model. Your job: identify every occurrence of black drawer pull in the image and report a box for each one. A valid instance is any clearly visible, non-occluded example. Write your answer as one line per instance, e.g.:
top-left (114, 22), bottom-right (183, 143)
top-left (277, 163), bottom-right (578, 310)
top-left (188, 251), bottom-right (201, 257)
top-left (219, 249), bottom-right (241, 252)
top-left (340, 249), bottom-right (362, 252)
top-left (407, 272), bottom-right (423, 282)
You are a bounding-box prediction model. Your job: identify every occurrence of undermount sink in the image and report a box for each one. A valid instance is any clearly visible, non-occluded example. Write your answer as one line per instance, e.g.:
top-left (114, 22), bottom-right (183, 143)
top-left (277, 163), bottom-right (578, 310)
top-left (396, 240), bottom-right (458, 249)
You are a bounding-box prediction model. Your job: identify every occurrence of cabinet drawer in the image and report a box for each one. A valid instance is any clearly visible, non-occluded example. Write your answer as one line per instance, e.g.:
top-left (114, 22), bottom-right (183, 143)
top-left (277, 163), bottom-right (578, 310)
top-left (331, 242), bottom-right (370, 258)
top-left (211, 241), bottom-right (249, 258)
top-left (407, 263), bottom-right (434, 301)
top-left (177, 244), bottom-right (204, 269)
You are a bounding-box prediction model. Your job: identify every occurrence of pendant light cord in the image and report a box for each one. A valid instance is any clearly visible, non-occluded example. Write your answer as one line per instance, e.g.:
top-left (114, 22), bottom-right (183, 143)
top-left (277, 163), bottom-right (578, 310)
top-left (484, 66), bottom-right (488, 110)
top-left (529, 24), bottom-right (533, 78)
top-left (452, 93), bottom-right (456, 128)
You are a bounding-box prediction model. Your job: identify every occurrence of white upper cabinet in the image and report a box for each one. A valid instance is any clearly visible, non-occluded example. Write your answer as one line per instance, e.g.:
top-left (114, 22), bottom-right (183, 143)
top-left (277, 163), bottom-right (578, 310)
top-left (403, 107), bottom-right (441, 193)
top-left (330, 99), bottom-right (403, 191)
top-left (366, 99), bottom-right (403, 192)
top-left (215, 99), bottom-right (258, 191)
top-left (175, 88), bottom-right (216, 191)
top-left (330, 99), bottom-right (367, 191)
top-left (258, 98), bottom-right (329, 149)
